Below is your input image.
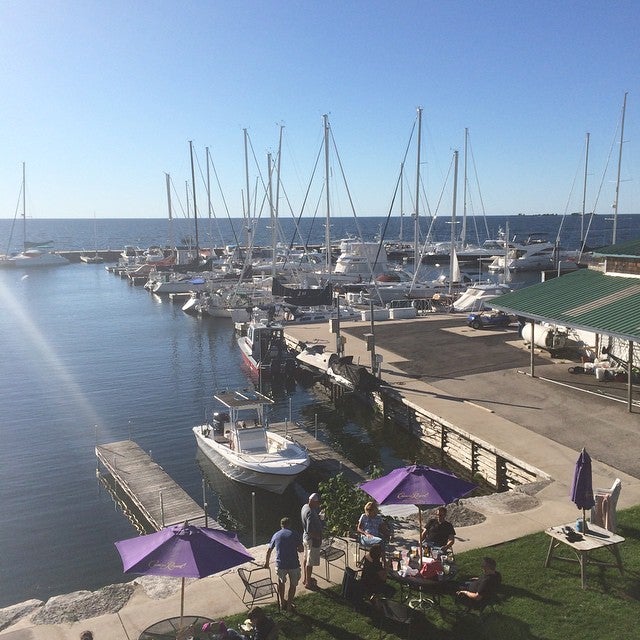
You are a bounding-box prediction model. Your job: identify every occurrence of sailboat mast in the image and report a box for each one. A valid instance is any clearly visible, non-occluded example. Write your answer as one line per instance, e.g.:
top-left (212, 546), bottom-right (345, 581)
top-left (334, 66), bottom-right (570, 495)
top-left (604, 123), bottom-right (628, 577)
top-left (206, 146), bottom-right (213, 251)
top-left (580, 132), bottom-right (590, 246)
top-left (274, 125), bottom-right (284, 277)
top-left (189, 140), bottom-right (200, 254)
top-left (243, 129), bottom-right (251, 222)
top-left (414, 107), bottom-right (423, 268)
top-left (449, 150), bottom-right (459, 294)
top-left (22, 162), bottom-right (26, 249)
top-left (165, 172), bottom-right (175, 251)
top-left (462, 128), bottom-right (468, 248)
top-left (399, 162), bottom-right (404, 242)
top-left (242, 128), bottom-right (254, 269)
top-left (323, 114), bottom-right (331, 274)
top-left (268, 152), bottom-right (276, 279)
top-left (612, 92), bottom-right (628, 245)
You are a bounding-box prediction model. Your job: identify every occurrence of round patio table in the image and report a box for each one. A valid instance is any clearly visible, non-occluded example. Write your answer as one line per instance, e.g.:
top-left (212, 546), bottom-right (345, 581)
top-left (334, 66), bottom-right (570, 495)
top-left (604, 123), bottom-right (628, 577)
top-left (139, 616), bottom-right (216, 640)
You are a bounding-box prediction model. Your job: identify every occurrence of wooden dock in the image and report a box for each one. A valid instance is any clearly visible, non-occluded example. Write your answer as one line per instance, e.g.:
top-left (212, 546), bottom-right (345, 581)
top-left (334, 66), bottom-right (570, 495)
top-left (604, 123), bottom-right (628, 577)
top-left (268, 421), bottom-right (367, 484)
top-left (96, 440), bottom-right (216, 531)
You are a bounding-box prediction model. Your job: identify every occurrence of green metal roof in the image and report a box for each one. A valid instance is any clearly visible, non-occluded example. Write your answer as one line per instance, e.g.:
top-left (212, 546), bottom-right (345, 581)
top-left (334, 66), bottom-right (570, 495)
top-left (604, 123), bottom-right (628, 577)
top-left (491, 268), bottom-right (640, 342)
top-left (592, 238), bottom-right (640, 257)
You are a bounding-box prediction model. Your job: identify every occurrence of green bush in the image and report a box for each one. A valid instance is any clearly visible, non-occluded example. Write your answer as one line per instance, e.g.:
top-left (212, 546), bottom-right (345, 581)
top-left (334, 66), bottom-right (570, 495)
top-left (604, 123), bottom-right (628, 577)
top-left (318, 472), bottom-right (369, 536)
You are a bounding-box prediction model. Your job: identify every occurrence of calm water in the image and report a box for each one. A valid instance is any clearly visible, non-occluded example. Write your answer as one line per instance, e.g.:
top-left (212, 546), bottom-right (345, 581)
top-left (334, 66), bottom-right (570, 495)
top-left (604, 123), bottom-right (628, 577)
top-left (2, 213), bottom-right (638, 254)
top-left (1, 214), bottom-right (638, 608)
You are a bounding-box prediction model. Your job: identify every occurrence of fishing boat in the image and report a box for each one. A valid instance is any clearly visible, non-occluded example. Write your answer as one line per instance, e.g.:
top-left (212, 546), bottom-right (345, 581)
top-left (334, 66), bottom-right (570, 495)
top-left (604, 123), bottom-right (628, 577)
top-left (237, 318), bottom-right (297, 376)
top-left (192, 390), bottom-right (310, 494)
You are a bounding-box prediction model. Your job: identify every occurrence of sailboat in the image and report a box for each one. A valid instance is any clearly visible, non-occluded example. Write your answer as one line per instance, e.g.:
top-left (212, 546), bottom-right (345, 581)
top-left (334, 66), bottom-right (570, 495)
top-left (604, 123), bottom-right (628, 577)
top-left (80, 216), bottom-right (104, 263)
top-left (0, 164), bottom-right (69, 269)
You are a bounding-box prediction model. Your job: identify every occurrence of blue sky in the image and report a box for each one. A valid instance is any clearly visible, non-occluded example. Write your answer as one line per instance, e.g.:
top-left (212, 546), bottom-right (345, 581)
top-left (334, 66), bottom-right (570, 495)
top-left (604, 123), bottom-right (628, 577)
top-left (1, 0), bottom-right (639, 219)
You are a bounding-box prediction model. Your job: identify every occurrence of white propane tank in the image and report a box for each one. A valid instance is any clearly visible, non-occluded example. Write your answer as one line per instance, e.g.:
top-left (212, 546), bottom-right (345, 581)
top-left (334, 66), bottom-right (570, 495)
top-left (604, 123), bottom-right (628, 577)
top-left (521, 323), bottom-right (567, 351)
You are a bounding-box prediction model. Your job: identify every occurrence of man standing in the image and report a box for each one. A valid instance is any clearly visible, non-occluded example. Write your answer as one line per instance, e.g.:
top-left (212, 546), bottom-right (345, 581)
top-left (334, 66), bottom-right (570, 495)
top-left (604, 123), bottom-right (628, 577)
top-left (264, 517), bottom-right (303, 611)
top-left (420, 506), bottom-right (456, 552)
top-left (300, 492), bottom-right (323, 589)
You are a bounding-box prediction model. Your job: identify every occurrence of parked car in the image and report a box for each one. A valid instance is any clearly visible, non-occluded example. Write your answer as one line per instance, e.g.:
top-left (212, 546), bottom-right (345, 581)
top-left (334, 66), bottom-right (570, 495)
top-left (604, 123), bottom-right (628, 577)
top-left (467, 310), bottom-right (514, 330)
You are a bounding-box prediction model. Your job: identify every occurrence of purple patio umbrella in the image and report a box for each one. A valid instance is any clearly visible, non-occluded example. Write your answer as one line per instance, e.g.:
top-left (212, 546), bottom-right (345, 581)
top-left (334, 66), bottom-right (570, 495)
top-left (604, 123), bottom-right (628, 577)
top-left (571, 448), bottom-right (595, 532)
top-left (360, 464), bottom-right (476, 559)
top-left (115, 522), bottom-right (253, 622)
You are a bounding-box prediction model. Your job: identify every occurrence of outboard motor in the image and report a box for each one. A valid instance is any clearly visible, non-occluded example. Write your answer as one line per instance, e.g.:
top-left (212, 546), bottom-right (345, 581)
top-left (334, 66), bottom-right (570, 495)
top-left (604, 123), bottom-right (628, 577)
top-left (212, 411), bottom-right (230, 434)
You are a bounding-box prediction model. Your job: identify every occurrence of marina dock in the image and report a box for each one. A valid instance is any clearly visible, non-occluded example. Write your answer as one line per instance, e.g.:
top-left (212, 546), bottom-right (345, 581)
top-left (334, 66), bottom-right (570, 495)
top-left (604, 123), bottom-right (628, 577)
top-left (95, 440), bottom-right (215, 531)
top-left (269, 420), bottom-right (367, 484)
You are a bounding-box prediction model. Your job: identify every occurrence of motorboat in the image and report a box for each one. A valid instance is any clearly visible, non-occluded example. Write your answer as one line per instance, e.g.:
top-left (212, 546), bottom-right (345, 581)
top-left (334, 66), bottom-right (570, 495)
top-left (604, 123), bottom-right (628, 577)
top-left (488, 234), bottom-right (579, 273)
top-left (452, 283), bottom-right (512, 312)
top-left (296, 344), bottom-right (379, 391)
top-left (1, 244), bottom-right (70, 268)
top-left (283, 303), bottom-right (361, 324)
top-left (237, 318), bottom-right (297, 376)
top-left (296, 343), bottom-right (337, 373)
top-left (150, 274), bottom-right (209, 295)
top-left (192, 390), bottom-right (310, 494)
top-left (80, 253), bottom-right (104, 264)
top-left (311, 237), bottom-right (388, 284)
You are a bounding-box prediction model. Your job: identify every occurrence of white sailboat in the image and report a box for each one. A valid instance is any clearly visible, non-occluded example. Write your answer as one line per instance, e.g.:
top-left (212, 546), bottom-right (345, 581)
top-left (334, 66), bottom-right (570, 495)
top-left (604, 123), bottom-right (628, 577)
top-left (1, 164), bottom-right (69, 269)
top-left (80, 215), bottom-right (104, 263)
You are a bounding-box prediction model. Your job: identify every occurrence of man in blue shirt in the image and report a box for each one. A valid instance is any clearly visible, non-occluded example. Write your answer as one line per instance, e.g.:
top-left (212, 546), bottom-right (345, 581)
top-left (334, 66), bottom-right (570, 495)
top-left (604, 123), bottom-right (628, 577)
top-left (264, 517), bottom-right (304, 611)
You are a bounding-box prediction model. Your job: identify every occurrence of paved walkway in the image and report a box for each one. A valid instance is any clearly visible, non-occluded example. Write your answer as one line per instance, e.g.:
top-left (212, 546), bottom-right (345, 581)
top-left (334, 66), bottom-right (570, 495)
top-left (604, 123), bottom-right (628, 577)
top-left (4, 315), bottom-right (640, 639)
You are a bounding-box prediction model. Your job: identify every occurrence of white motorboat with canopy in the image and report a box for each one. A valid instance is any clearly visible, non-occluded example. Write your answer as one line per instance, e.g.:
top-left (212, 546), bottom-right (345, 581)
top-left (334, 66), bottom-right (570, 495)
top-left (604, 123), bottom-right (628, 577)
top-left (193, 390), bottom-right (309, 494)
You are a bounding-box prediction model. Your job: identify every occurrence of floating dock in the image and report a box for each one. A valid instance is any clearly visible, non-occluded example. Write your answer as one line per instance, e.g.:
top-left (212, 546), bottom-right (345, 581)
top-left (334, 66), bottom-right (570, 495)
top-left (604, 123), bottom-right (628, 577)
top-left (268, 421), bottom-right (367, 484)
top-left (96, 440), bottom-right (216, 531)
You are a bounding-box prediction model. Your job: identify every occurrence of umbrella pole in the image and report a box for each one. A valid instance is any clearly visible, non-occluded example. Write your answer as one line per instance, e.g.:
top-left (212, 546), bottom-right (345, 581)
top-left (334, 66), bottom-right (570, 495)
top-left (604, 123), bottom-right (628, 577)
top-left (418, 507), bottom-right (423, 562)
top-left (180, 577), bottom-right (185, 629)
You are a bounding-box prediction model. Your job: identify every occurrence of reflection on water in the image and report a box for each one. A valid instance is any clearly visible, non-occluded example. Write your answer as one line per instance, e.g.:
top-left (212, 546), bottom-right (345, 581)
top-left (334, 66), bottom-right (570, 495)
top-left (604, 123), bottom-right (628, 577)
top-left (196, 448), bottom-right (303, 545)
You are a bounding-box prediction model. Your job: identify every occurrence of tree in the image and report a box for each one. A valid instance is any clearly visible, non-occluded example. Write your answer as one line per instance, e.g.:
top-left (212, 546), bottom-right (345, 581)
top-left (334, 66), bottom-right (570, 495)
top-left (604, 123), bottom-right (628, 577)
top-left (318, 473), bottom-right (369, 537)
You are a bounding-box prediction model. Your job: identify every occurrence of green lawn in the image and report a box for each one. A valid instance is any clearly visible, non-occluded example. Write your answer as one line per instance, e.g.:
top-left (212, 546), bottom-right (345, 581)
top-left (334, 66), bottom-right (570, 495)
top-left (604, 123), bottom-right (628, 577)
top-left (224, 506), bottom-right (640, 639)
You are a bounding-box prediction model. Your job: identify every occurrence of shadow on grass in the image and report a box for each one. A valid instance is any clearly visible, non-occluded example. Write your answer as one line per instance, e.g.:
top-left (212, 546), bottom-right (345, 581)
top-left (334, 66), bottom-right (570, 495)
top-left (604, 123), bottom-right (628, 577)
top-left (449, 611), bottom-right (543, 640)
top-left (281, 610), bottom-right (370, 640)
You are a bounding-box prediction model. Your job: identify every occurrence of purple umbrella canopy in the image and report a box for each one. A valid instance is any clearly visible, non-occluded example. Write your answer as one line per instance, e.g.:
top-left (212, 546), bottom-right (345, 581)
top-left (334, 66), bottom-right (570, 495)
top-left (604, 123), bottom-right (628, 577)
top-left (359, 464), bottom-right (476, 507)
top-left (115, 522), bottom-right (254, 621)
top-left (571, 448), bottom-right (595, 514)
top-left (360, 465), bottom-right (476, 559)
top-left (115, 522), bottom-right (254, 578)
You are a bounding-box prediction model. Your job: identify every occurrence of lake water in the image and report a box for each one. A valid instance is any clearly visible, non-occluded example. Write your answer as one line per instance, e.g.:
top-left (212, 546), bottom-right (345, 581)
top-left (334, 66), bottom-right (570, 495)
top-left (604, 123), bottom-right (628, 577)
top-left (1, 214), bottom-right (638, 608)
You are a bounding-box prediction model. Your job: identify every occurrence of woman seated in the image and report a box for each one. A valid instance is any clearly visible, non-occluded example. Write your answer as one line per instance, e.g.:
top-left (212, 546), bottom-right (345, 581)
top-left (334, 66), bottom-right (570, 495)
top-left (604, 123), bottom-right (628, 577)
top-left (360, 544), bottom-right (395, 600)
top-left (357, 501), bottom-right (391, 549)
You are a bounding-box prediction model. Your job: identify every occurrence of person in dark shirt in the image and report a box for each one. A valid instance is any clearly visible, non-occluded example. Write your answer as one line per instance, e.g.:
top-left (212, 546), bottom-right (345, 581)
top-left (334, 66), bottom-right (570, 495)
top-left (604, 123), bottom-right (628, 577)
top-left (247, 606), bottom-right (278, 640)
top-left (456, 556), bottom-right (501, 609)
top-left (360, 543), bottom-right (394, 600)
top-left (420, 506), bottom-right (456, 552)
